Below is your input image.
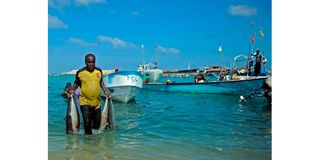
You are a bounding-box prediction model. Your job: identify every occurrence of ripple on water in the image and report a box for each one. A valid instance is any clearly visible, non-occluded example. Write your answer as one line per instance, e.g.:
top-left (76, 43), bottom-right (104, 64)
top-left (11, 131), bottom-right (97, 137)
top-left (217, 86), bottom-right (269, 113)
top-left (49, 75), bottom-right (271, 160)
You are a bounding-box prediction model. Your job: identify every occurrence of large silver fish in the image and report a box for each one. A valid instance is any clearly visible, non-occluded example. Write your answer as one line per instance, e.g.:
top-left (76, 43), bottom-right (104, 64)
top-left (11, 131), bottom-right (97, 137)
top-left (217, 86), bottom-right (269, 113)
top-left (108, 98), bottom-right (115, 130)
top-left (66, 95), bottom-right (80, 134)
top-left (100, 98), bottom-right (115, 130)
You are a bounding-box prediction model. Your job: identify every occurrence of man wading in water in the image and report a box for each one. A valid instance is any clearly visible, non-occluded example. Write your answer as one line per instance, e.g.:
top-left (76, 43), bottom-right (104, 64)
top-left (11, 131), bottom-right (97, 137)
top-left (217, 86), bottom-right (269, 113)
top-left (68, 54), bottom-right (111, 135)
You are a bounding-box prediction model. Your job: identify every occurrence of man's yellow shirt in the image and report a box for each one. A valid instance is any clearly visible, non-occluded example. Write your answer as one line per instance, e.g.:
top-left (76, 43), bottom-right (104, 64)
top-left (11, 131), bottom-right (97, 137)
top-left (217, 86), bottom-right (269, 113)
top-left (75, 67), bottom-right (103, 107)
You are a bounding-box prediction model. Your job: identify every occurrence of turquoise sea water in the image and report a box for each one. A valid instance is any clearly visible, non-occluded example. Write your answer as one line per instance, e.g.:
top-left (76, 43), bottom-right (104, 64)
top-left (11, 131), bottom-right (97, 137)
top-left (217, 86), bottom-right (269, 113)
top-left (48, 75), bottom-right (271, 160)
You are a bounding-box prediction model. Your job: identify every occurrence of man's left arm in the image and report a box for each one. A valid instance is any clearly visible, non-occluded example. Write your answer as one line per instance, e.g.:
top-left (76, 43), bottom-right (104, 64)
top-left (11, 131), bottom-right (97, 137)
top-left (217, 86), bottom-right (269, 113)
top-left (99, 70), bottom-right (111, 98)
top-left (100, 81), bottom-right (111, 98)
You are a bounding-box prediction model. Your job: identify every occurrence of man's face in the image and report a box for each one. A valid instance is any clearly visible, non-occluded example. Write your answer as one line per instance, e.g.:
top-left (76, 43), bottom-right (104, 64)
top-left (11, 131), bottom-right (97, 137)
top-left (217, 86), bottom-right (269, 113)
top-left (85, 56), bottom-right (96, 72)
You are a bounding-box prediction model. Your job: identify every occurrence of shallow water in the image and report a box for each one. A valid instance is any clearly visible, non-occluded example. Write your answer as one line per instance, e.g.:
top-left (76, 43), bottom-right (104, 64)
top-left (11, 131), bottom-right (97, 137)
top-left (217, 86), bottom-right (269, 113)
top-left (48, 75), bottom-right (271, 160)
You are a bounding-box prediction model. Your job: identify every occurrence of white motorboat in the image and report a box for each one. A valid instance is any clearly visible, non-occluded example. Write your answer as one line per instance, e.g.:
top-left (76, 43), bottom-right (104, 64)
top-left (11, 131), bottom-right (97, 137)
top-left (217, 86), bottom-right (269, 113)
top-left (137, 63), bottom-right (163, 82)
top-left (102, 71), bottom-right (143, 103)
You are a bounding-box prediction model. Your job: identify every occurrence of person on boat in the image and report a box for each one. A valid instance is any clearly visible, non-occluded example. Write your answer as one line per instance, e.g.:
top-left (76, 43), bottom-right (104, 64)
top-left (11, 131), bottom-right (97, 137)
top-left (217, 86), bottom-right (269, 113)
top-left (219, 72), bottom-right (225, 81)
top-left (263, 58), bottom-right (267, 70)
top-left (253, 49), bottom-right (263, 76)
top-left (67, 53), bottom-right (111, 135)
top-left (258, 57), bottom-right (268, 76)
top-left (248, 57), bottom-right (254, 76)
top-left (194, 71), bottom-right (207, 83)
top-left (229, 66), bottom-right (238, 80)
top-left (143, 73), bottom-right (150, 83)
top-left (114, 68), bottom-right (119, 72)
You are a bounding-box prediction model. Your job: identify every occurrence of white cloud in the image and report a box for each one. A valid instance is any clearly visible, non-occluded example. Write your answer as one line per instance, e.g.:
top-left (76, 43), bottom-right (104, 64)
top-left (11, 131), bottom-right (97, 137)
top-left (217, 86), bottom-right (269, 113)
top-left (75, 0), bottom-right (107, 6)
top-left (49, 0), bottom-right (71, 9)
top-left (48, 14), bottom-right (68, 29)
top-left (69, 38), bottom-right (96, 46)
top-left (49, 0), bottom-right (106, 8)
top-left (97, 35), bottom-right (136, 48)
top-left (227, 5), bottom-right (257, 17)
top-left (131, 11), bottom-right (140, 16)
top-left (131, 11), bottom-right (143, 16)
top-left (108, 10), bottom-right (117, 14)
top-left (157, 45), bottom-right (181, 55)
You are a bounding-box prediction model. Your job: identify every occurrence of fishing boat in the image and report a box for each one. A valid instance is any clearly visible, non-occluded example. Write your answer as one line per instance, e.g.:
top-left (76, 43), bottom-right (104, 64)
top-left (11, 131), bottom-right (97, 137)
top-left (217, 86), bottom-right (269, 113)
top-left (137, 63), bottom-right (163, 82)
top-left (143, 76), bottom-right (269, 95)
top-left (137, 44), bottom-right (163, 82)
top-left (102, 71), bottom-right (143, 103)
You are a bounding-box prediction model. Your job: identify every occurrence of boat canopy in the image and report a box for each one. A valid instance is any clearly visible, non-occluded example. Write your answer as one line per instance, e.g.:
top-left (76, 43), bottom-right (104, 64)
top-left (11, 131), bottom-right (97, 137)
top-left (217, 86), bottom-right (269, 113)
top-left (231, 54), bottom-right (248, 69)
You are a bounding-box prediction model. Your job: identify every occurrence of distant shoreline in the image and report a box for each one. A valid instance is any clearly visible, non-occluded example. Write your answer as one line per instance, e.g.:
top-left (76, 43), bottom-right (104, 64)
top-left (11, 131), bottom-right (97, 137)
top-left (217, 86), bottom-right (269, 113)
top-left (48, 69), bottom-right (115, 76)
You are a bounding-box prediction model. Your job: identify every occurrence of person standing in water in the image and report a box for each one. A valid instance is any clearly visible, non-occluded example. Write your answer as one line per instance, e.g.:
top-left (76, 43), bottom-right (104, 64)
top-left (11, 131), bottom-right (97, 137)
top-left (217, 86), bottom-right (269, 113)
top-left (62, 82), bottom-right (72, 99)
top-left (68, 53), bottom-right (111, 135)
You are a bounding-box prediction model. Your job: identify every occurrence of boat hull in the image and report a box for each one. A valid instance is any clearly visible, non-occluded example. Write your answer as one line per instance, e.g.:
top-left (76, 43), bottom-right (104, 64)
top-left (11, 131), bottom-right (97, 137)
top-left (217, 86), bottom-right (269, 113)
top-left (143, 76), bottom-right (268, 95)
top-left (144, 69), bottom-right (163, 82)
top-left (102, 71), bottom-right (143, 103)
top-left (108, 86), bottom-right (141, 103)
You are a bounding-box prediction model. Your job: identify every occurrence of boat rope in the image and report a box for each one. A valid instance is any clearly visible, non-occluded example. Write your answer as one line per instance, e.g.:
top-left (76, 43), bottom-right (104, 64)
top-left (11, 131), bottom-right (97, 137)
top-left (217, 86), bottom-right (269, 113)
top-left (239, 88), bottom-right (263, 103)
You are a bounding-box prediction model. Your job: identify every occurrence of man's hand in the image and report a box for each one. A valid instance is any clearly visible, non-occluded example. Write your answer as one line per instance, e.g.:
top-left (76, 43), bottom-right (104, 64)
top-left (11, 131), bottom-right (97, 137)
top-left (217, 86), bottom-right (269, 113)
top-left (104, 91), bottom-right (111, 98)
top-left (67, 90), bottom-right (74, 98)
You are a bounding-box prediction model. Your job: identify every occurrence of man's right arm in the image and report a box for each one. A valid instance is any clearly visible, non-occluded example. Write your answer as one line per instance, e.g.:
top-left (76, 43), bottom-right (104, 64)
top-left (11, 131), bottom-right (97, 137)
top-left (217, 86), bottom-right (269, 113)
top-left (70, 83), bottom-right (79, 93)
top-left (68, 72), bottom-right (80, 97)
top-left (67, 83), bottom-right (78, 98)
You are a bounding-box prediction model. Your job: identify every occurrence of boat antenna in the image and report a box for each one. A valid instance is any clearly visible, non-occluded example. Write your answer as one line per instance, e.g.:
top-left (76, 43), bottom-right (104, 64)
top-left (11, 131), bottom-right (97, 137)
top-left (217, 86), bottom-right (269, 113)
top-left (141, 44), bottom-right (145, 65)
top-left (249, 22), bottom-right (255, 56)
top-left (259, 25), bottom-right (268, 72)
top-left (259, 25), bottom-right (265, 57)
top-left (247, 22), bottom-right (255, 69)
top-left (155, 43), bottom-right (158, 68)
top-left (218, 44), bottom-right (225, 75)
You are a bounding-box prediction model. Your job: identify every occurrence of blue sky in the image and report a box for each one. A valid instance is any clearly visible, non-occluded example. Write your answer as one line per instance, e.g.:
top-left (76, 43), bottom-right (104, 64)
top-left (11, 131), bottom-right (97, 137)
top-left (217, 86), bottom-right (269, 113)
top-left (48, 0), bottom-right (271, 73)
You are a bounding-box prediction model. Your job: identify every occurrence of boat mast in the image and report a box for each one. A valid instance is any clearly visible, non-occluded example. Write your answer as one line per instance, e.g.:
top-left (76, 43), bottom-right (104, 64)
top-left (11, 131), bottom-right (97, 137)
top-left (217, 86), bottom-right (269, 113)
top-left (218, 44), bottom-right (225, 74)
top-left (141, 44), bottom-right (145, 66)
top-left (259, 25), bottom-right (267, 72)
top-left (247, 22), bottom-right (255, 74)
top-left (249, 22), bottom-right (255, 56)
top-left (259, 25), bottom-right (265, 57)
top-left (155, 44), bottom-right (158, 68)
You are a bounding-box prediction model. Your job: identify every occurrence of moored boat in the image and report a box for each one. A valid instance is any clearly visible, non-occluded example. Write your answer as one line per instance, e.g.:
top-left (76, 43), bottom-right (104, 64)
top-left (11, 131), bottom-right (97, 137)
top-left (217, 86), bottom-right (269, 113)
top-left (143, 76), bottom-right (268, 95)
top-left (137, 63), bottom-right (163, 82)
top-left (102, 71), bottom-right (143, 103)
